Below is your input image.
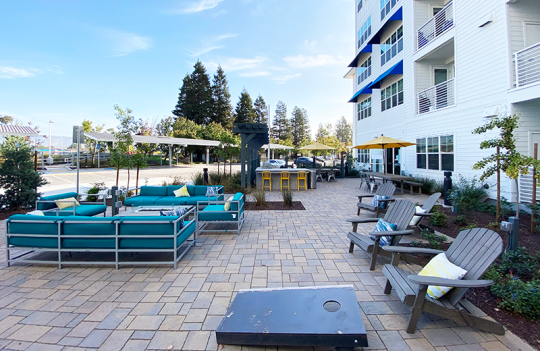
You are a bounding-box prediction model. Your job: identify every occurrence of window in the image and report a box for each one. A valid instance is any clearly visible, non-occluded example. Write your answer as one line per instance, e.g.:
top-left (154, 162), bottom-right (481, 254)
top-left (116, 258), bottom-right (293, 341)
top-left (357, 57), bottom-right (371, 85)
top-left (358, 17), bottom-right (372, 49)
top-left (416, 135), bottom-right (454, 171)
top-left (357, 0), bottom-right (362, 12)
top-left (358, 149), bottom-right (370, 163)
top-left (381, 0), bottom-right (399, 20)
top-left (357, 97), bottom-right (372, 120)
top-left (381, 79), bottom-right (403, 111)
top-left (381, 26), bottom-right (403, 66)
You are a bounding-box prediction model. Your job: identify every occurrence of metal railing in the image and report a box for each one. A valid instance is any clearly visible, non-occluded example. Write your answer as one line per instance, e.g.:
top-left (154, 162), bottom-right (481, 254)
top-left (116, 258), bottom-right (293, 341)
top-left (417, 1), bottom-right (454, 50)
top-left (417, 79), bottom-right (455, 114)
top-left (514, 42), bottom-right (540, 87)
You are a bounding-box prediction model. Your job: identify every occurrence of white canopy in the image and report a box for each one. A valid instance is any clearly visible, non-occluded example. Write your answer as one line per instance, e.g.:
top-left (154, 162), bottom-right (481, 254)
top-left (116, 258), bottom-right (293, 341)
top-left (261, 143), bottom-right (294, 150)
top-left (84, 132), bottom-right (220, 147)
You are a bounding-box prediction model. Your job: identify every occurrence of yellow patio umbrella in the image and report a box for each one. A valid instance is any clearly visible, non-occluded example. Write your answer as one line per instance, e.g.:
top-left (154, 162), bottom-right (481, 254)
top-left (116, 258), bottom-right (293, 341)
top-left (299, 142), bottom-right (335, 151)
top-left (353, 135), bottom-right (416, 173)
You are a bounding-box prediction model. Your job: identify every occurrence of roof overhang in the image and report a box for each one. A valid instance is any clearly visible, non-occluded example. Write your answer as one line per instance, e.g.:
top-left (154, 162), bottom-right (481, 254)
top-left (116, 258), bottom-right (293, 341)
top-left (348, 45), bottom-right (373, 68)
top-left (367, 60), bottom-right (403, 89)
top-left (348, 84), bottom-right (373, 103)
top-left (368, 7), bottom-right (403, 45)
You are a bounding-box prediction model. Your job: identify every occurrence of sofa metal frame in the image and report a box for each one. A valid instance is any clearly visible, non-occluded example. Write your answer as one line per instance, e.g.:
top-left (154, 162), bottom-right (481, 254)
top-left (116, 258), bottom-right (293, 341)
top-left (36, 193), bottom-right (107, 216)
top-left (6, 207), bottom-right (196, 269)
top-left (125, 185), bottom-right (225, 209)
top-left (196, 196), bottom-right (245, 236)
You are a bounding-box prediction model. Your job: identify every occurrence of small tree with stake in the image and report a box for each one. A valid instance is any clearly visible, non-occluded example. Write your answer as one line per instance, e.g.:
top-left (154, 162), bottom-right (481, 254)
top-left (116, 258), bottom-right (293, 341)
top-left (0, 137), bottom-right (47, 210)
top-left (472, 114), bottom-right (537, 220)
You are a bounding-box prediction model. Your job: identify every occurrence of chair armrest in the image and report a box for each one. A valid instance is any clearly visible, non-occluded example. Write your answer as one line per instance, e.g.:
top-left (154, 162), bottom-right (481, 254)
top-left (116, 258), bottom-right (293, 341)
top-left (377, 198), bottom-right (396, 203)
top-left (358, 194), bottom-right (375, 200)
top-left (407, 275), bottom-right (494, 288)
top-left (368, 230), bottom-right (413, 237)
top-left (382, 246), bottom-right (443, 255)
top-left (416, 212), bottom-right (433, 217)
top-left (346, 218), bottom-right (379, 224)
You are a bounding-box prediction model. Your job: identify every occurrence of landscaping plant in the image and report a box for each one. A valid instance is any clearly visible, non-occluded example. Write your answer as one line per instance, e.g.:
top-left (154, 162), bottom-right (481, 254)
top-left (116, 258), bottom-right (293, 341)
top-left (447, 175), bottom-right (488, 213)
top-left (413, 176), bottom-right (444, 194)
top-left (282, 189), bottom-right (293, 207)
top-left (86, 182), bottom-right (106, 202)
top-left (429, 208), bottom-right (448, 227)
top-left (419, 228), bottom-right (447, 250)
top-left (252, 187), bottom-right (266, 206)
top-left (453, 215), bottom-right (467, 226)
top-left (0, 137), bottom-right (47, 210)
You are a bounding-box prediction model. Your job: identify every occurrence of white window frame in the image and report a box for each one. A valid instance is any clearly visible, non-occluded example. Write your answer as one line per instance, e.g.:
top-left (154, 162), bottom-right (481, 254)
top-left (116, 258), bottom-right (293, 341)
top-left (358, 97), bottom-right (372, 121)
top-left (358, 56), bottom-right (372, 85)
top-left (381, 26), bottom-right (403, 66)
top-left (358, 17), bottom-right (372, 49)
top-left (416, 135), bottom-right (454, 171)
top-left (357, 149), bottom-right (370, 164)
top-left (381, 78), bottom-right (404, 112)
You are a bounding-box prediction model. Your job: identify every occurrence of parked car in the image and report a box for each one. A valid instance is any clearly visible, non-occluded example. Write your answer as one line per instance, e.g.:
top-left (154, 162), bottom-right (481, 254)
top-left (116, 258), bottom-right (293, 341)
top-left (267, 159), bottom-right (286, 168)
top-left (294, 157), bottom-right (324, 167)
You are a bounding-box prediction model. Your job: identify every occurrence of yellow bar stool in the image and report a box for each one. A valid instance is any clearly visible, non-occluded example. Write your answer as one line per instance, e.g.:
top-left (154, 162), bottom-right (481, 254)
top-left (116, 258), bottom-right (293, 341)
top-left (262, 171), bottom-right (272, 191)
top-left (281, 171), bottom-right (290, 191)
top-left (297, 171), bottom-right (307, 191)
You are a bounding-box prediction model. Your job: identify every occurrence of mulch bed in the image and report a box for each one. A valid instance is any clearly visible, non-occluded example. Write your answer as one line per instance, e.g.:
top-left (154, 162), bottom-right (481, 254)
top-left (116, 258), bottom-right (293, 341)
top-left (420, 205), bottom-right (540, 349)
top-left (0, 209), bottom-right (31, 220)
top-left (244, 201), bottom-right (305, 211)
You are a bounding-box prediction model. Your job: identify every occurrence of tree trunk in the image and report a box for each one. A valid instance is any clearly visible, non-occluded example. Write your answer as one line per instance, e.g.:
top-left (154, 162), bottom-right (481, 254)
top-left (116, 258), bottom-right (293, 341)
top-left (217, 159), bottom-right (220, 176)
top-left (515, 178), bottom-right (520, 218)
top-left (116, 166), bottom-right (120, 187)
top-left (136, 164), bottom-right (140, 195)
top-left (127, 168), bottom-right (130, 196)
top-left (496, 147), bottom-right (500, 223)
top-left (230, 158), bottom-right (232, 176)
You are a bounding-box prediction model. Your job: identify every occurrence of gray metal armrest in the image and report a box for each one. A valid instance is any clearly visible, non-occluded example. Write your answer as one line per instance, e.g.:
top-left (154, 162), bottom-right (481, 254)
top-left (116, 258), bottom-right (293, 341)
top-left (382, 246), bottom-right (443, 255)
top-left (407, 275), bottom-right (494, 288)
top-left (346, 218), bottom-right (379, 224)
top-left (368, 229), bottom-right (414, 237)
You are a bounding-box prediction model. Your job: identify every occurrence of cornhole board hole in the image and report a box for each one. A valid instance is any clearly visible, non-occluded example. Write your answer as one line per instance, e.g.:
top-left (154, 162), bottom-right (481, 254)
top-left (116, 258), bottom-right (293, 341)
top-left (216, 285), bottom-right (367, 349)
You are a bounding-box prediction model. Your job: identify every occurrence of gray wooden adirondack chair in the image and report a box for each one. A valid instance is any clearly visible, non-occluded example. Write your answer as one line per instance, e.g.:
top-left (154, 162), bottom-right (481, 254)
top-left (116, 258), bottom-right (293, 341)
top-left (347, 199), bottom-right (416, 270)
top-left (409, 192), bottom-right (441, 236)
top-left (357, 182), bottom-right (396, 217)
top-left (381, 228), bottom-right (505, 335)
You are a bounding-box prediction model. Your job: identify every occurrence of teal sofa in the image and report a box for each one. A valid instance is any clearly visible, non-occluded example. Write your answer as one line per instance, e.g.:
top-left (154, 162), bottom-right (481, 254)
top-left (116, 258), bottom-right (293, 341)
top-left (36, 192), bottom-right (107, 217)
top-left (196, 193), bottom-right (245, 235)
top-left (6, 209), bottom-right (196, 269)
top-left (124, 185), bottom-right (224, 207)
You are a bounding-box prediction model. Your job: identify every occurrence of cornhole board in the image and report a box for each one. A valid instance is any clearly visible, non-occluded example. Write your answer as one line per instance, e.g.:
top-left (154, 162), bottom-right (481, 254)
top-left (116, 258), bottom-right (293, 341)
top-left (216, 285), bottom-right (368, 349)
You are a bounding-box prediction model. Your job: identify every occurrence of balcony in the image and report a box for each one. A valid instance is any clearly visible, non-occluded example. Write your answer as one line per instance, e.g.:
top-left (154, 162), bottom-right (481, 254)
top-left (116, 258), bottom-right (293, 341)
top-left (417, 79), bottom-right (455, 114)
top-left (417, 1), bottom-right (454, 51)
top-left (515, 42), bottom-right (540, 88)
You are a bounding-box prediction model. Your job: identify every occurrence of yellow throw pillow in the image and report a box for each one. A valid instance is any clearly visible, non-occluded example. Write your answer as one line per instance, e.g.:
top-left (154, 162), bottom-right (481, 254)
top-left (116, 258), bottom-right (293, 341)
top-left (174, 186), bottom-right (190, 197)
top-left (224, 196), bottom-right (234, 211)
top-left (55, 197), bottom-right (80, 210)
top-left (419, 253), bottom-right (467, 299)
top-left (410, 206), bottom-right (426, 226)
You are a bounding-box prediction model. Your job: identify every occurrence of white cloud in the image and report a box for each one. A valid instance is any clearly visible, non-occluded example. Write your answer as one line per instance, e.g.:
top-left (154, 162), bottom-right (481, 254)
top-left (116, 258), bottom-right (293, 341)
top-left (283, 54), bottom-right (346, 69)
top-left (302, 40), bottom-right (317, 50)
top-left (173, 0), bottom-right (225, 14)
top-left (106, 30), bottom-right (152, 57)
top-left (272, 73), bottom-right (301, 84)
top-left (208, 56), bottom-right (266, 71)
top-left (0, 66), bottom-right (40, 79)
top-left (239, 71), bottom-right (270, 77)
top-left (187, 46), bottom-right (225, 57)
top-left (216, 33), bottom-right (238, 41)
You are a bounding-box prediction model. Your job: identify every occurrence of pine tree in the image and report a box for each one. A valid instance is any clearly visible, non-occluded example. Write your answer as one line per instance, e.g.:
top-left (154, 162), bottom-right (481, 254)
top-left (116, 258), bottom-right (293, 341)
top-left (212, 65), bottom-right (233, 129)
top-left (234, 88), bottom-right (256, 124)
top-left (291, 106), bottom-right (311, 148)
top-left (335, 116), bottom-right (353, 145)
top-left (172, 60), bottom-right (213, 125)
top-left (271, 101), bottom-right (290, 141)
top-left (253, 95), bottom-right (268, 124)
top-left (0, 137), bottom-right (47, 210)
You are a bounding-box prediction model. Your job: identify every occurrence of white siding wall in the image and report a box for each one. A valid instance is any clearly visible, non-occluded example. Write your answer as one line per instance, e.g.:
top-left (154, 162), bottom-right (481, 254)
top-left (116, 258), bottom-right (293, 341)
top-left (508, 0), bottom-right (540, 54)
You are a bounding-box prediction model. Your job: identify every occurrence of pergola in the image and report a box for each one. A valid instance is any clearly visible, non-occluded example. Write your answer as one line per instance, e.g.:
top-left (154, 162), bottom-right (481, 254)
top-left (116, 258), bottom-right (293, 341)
top-left (0, 125), bottom-right (40, 137)
top-left (84, 132), bottom-right (221, 167)
top-left (261, 143), bottom-right (293, 159)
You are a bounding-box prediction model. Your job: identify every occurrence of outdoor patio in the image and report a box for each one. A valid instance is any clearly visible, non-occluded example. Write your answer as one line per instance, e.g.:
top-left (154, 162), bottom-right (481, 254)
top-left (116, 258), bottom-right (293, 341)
top-left (0, 178), bottom-right (533, 351)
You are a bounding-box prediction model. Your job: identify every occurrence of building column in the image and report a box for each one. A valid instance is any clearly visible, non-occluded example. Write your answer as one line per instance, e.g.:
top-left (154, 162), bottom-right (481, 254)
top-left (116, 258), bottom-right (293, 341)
top-left (169, 145), bottom-right (172, 167)
top-left (206, 147), bottom-right (210, 166)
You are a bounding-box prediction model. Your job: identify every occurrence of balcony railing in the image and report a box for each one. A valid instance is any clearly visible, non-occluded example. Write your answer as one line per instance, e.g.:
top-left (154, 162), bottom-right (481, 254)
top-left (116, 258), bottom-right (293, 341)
top-left (417, 79), bottom-right (455, 114)
top-left (417, 1), bottom-right (454, 50)
top-left (515, 42), bottom-right (540, 87)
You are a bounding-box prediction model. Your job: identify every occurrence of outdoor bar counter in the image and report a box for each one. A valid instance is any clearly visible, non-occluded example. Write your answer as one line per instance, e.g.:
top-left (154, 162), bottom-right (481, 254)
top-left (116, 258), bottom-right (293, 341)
top-left (255, 167), bottom-right (317, 190)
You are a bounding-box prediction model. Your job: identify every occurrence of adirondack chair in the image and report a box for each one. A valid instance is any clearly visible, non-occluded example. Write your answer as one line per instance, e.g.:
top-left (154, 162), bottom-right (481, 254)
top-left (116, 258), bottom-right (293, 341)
top-left (357, 182), bottom-right (396, 217)
top-left (347, 199), bottom-right (416, 270)
top-left (381, 228), bottom-right (505, 335)
top-left (409, 192), bottom-right (441, 236)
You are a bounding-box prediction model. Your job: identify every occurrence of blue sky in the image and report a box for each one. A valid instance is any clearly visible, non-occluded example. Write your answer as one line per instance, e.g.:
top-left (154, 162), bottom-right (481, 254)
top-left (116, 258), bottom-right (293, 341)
top-left (0, 0), bottom-right (355, 139)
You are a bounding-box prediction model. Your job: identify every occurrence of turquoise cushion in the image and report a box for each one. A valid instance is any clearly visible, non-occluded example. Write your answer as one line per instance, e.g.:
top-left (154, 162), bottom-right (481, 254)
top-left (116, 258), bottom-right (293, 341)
top-left (37, 192), bottom-right (79, 210)
top-left (139, 186), bottom-right (168, 197)
top-left (62, 217), bottom-right (116, 248)
top-left (120, 220), bottom-right (195, 249)
top-left (194, 186), bottom-right (224, 196)
top-left (124, 196), bottom-right (162, 207)
top-left (230, 193), bottom-right (244, 212)
top-left (198, 205), bottom-right (238, 221)
top-left (167, 186), bottom-right (184, 196)
top-left (7, 215), bottom-right (62, 248)
top-left (153, 197), bottom-right (189, 206)
top-left (186, 185), bottom-right (196, 196)
top-left (44, 205), bottom-right (107, 217)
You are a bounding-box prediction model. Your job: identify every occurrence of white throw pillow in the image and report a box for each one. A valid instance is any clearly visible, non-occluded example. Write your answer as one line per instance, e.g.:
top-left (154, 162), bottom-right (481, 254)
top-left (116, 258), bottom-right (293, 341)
top-left (410, 206), bottom-right (427, 226)
top-left (419, 253), bottom-right (468, 299)
top-left (27, 210), bottom-right (44, 216)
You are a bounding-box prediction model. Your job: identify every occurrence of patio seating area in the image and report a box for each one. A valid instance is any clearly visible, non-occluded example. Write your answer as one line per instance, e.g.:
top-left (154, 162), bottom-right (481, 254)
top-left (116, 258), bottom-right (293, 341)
top-left (0, 179), bottom-right (533, 351)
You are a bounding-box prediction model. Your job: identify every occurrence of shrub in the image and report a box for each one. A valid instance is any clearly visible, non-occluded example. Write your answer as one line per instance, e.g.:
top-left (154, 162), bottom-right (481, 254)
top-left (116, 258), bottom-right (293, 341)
top-left (500, 247), bottom-right (538, 278)
top-left (162, 176), bottom-right (184, 186)
top-left (413, 176), bottom-right (444, 194)
top-left (461, 223), bottom-right (477, 231)
top-left (487, 221), bottom-right (501, 231)
top-left (419, 228), bottom-right (447, 250)
top-left (282, 189), bottom-right (293, 207)
top-left (348, 168), bottom-right (360, 177)
top-left (192, 172), bottom-right (204, 186)
top-left (429, 209), bottom-right (448, 226)
top-left (86, 182), bottom-right (106, 202)
top-left (453, 215), bottom-right (467, 226)
top-left (491, 277), bottom-right (540, 321)
top-left (447, 175), bottom-right (489, 213)
top-left (252, 187), bottom-right (266, 206)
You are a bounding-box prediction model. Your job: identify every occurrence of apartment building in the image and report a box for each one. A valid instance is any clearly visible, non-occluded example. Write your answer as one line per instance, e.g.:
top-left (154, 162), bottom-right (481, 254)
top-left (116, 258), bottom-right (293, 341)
top-left (345, 0), bottom-right (540, 200)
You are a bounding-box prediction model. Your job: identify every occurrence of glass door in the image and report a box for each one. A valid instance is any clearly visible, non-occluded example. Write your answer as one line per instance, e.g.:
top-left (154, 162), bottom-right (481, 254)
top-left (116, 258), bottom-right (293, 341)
top-left (434, 68), bottom-right (448, 109)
